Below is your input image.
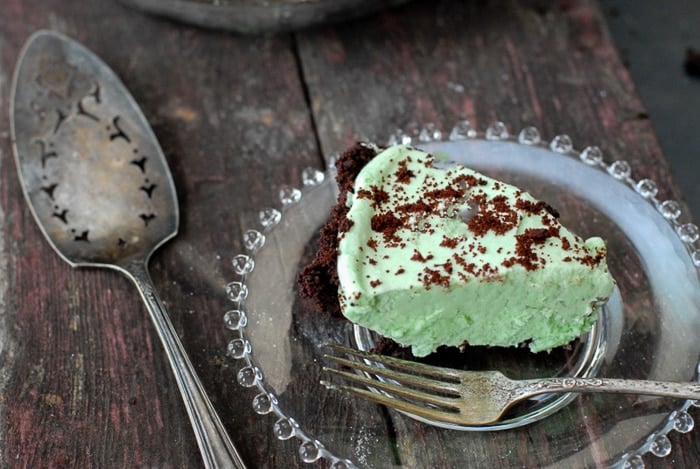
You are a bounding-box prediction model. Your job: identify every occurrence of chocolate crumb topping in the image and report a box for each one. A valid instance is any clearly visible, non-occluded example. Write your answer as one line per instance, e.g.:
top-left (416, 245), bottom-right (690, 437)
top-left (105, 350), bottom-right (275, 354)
top-left (356, 188), bottom-right (372, 200)
top-left (425, 186), bottom-right (465, 201)
top-left (440, 236), bottom-right (460, 248)
top-left (411, 249), bottom-right (434, 263)
top-left (515, 198), bottom-right (561, 218)
top-left (397, 200), bottom-right (433, 214)
top-left (467, 194), bottom-right (518, 237)
top-left (395, 160), bottom-right (415, 183)
top-left (422, 267), bottom-right (451, 289)
top-left (371, 212), bottom-right (403, 241)
top-left (502, 227), bottom-right (560, 271)
top-left (576, 250), bottom-right (605, 267)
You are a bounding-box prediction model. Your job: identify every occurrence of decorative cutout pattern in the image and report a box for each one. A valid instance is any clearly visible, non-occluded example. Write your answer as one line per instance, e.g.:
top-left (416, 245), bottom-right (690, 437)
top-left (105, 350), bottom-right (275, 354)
top-left (32, 79), bottom-right (160, 248)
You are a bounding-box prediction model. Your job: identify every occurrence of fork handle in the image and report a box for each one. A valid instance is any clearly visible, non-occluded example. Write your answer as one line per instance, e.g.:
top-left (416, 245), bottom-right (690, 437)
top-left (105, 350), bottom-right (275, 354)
top-left (127, 262), bottom-right (246, 469)
top-left (518, 376), bottom-right (700, 401)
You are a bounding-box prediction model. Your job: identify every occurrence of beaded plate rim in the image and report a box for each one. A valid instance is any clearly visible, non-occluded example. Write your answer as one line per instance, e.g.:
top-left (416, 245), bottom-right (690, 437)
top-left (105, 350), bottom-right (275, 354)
top-left (222, 120), bottom-right (700, 469)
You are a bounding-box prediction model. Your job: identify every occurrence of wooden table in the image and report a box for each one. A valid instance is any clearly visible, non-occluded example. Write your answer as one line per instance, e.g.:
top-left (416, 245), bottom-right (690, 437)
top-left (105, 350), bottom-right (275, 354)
top-left (1, 0), bottom-right (698, 467)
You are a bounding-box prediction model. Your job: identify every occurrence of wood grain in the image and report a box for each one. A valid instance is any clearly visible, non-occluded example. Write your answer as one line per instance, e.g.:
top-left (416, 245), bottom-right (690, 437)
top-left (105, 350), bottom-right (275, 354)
top-left (0, 0), bottom-right (697, 467)
top-left (1, 1), bottom-right (319, 467)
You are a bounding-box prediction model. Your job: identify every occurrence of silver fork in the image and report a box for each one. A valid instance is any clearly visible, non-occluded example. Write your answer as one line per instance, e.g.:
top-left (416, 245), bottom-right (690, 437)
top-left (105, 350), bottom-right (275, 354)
top-left (322, 343), bottom-right (700, 426)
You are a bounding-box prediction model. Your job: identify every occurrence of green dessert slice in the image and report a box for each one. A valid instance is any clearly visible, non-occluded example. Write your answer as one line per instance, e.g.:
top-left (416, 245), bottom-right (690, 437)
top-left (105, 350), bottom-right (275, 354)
top-left (337, 144), bottom-right (615, 357)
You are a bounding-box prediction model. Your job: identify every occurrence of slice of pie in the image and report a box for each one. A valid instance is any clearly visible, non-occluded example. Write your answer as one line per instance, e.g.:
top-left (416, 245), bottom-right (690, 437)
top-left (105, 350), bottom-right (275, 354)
top-left (299, 143), bottom-right (615, 357)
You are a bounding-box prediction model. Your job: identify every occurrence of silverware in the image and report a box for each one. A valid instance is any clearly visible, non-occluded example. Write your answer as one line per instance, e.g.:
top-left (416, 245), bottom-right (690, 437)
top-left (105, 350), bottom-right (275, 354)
top-left (10, 30), bottom-right (245, 468)
top-left (322, 343), bottom-right (700, 426)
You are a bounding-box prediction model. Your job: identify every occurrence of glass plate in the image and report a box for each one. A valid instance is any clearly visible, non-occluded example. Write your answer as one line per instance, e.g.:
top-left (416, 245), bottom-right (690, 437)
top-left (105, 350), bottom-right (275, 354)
top-left (223, 123), bottom-right (700, 468)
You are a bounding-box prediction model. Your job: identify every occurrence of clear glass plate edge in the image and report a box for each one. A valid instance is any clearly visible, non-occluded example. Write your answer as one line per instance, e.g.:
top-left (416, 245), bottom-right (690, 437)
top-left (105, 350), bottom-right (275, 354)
top-left (221, 120), bottom-right (700, 469)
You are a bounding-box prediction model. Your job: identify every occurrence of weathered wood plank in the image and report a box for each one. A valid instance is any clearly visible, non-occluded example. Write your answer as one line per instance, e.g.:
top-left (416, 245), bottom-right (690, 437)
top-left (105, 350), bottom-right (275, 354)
top-left (0, 1), bottom-right (322, 467)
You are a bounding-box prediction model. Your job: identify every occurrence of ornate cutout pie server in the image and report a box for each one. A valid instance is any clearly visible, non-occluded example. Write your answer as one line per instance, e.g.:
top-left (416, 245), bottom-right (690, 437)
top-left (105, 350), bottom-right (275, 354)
top-left (10, 30), bottom-right (245, 469)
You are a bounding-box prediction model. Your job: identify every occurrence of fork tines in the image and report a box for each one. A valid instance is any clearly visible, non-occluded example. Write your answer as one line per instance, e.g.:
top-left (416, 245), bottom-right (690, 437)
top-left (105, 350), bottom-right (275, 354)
top-left (321, 343), bottom-right (467, 424)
